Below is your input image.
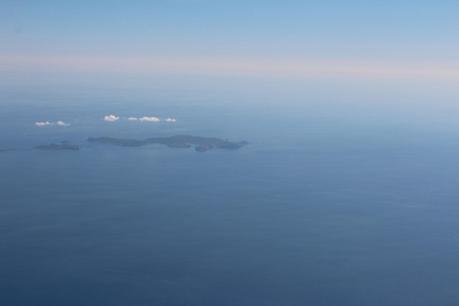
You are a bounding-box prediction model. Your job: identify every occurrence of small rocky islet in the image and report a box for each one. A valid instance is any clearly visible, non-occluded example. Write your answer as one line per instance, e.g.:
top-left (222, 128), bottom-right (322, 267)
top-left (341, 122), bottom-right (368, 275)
top-left (35, 142), bottom-right (80, 151)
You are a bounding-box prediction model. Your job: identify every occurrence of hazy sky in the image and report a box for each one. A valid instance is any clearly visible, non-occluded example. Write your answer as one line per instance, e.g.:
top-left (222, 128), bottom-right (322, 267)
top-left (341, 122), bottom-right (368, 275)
top-left (1, 1), bottom-right (459, 81)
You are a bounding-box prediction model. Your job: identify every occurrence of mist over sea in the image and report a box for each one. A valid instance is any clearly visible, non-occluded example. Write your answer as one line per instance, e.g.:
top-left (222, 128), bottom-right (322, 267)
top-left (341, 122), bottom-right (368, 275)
top-left (2, 80), bottom-right (459, 306)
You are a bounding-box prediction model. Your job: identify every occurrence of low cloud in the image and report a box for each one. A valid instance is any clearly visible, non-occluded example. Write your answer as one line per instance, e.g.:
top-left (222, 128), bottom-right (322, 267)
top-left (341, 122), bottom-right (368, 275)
top-left (35, 121), bottom-right (52, 127)
top-left (56, 120), bottom-right (70, 126)
top-left (104, 114), bottom-right (120, 122)
top-left (35, 121), bottom-right (70, 127)
top-left (128, 116), bottom-right (161, 122)
top-left (139, 116), bottom-right (160, 122)
top-left (107, 115), bottom-right (170, 122)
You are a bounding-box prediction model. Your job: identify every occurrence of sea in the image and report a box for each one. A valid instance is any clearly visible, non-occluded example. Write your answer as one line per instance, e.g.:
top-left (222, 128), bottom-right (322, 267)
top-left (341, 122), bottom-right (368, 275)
top-left (2, 79), bottom-right (459, 306)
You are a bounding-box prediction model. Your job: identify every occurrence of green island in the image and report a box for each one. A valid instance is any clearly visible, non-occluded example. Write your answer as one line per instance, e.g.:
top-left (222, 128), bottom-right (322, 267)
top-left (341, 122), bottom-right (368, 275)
top-left (88, 135), bottom-right (248, 152)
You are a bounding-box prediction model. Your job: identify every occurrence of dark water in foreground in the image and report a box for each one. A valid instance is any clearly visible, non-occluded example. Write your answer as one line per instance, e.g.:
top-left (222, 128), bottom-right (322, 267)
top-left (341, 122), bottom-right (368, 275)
top-left (2, 89), bottom-right (459, 306)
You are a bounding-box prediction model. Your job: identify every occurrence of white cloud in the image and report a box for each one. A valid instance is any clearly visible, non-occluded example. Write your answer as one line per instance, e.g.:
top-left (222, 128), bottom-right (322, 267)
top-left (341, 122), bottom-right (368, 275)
top-left (35, 121), bottom-right (70, 127)
top-left (165, 117), bottom-right (177, 123)
top-left (56, 120), bottom-right (70, 126)
top-left (104, 114), bottom-right (120, 122)
top-left (35, 121), bottom-right (52, 127)
top-left (106, 115), bottom-right (162, 122)
top-left (139, 116), bottom-right (160, 122)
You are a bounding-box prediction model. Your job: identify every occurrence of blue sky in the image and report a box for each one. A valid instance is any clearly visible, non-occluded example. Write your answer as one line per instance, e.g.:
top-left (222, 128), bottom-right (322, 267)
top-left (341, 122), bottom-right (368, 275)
top-left (1, 1), bottom-right (459, 81)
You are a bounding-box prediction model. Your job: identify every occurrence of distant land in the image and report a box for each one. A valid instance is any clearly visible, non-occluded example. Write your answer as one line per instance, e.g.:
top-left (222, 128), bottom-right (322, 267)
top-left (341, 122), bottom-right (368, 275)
top-left (35, 142), bottom-right (80, 151)
top-left (88, 135), bottom-right (248, 152)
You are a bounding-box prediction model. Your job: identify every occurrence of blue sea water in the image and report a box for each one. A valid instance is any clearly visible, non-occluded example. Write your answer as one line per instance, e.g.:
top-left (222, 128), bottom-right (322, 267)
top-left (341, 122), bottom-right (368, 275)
top-left (2, 85), bottom-right (459, 306)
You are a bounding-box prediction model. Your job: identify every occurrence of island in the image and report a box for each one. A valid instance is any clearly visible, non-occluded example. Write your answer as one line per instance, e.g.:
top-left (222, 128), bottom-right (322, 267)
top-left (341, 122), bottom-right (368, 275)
top-left (35, 142), bottom-right (80, 151)
top-left (88, 135), bottom-right (248, 152)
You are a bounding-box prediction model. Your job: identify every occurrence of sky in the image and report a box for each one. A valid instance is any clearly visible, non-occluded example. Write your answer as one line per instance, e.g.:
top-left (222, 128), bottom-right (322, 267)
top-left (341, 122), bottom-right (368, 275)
top-left (1, 1), bottom-right (459, 82)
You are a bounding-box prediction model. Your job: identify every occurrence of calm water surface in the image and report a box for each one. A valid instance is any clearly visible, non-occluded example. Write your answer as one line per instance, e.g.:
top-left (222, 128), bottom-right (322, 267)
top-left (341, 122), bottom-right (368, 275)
top-left (2, 87), bottom-right (459, 306)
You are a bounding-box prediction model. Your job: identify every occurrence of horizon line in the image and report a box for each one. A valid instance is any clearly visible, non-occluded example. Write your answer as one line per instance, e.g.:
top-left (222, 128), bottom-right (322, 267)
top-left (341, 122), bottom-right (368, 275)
top-left (1, 54), bottom-right (459, 82)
